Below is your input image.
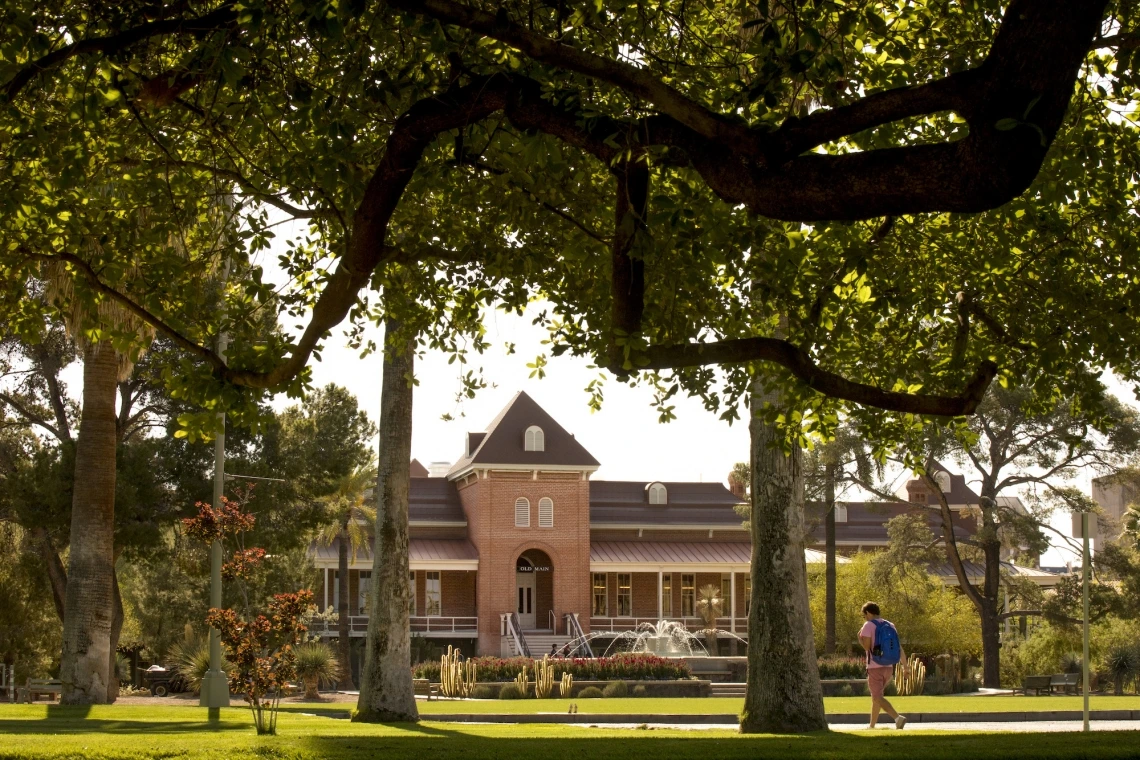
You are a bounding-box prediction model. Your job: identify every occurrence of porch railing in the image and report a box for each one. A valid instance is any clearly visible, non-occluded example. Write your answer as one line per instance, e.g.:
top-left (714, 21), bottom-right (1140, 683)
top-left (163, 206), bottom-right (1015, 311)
top-left (565, 612), bottom-right (595, 658)
top-left (310, 615), bottom-right (478, 636)
top-left (589, 616), bottom-right (748, 634)
top-left (500, 612), bottom-right (531, 657)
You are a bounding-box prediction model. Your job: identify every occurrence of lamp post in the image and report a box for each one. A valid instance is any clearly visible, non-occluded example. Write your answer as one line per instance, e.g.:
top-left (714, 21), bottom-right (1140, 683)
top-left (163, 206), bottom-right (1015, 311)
top-left (1081, 511), bottom-right (1091, 733)
top-left (200, 327), bottom-right (231, 712)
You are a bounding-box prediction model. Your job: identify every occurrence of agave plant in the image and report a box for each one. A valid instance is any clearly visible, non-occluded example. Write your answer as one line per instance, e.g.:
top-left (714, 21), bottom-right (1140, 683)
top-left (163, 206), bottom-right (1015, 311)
top-left (1106, 646), bottom-right (1140, 696)
top-left (295, 641), bottom-right (342, 700)
top-left (695, 584), bottom-right (724, 653)
top-left (168, 633), bottom-right (231, 695)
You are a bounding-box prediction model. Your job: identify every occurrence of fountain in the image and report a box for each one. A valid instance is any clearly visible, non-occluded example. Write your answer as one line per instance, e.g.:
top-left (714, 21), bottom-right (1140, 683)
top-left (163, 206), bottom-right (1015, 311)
top-left (601, 620), bottom-right (713, 657)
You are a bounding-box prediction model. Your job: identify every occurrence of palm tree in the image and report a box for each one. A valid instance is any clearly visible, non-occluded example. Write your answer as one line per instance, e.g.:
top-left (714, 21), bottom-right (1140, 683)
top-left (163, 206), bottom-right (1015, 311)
top-left (47, 263), bottom-right (155, 705)
top-left (695, 584), bottom-right (724, 655)
top-left (315, 462), bottom-right (377, 690)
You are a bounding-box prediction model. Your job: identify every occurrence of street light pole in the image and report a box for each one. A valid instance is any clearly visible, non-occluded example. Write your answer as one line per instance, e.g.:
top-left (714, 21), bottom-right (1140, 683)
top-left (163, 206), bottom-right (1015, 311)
top-left (201, 264), bottom-right (231, 713)
top-left (1082, 511), bottom-right (1091, 733)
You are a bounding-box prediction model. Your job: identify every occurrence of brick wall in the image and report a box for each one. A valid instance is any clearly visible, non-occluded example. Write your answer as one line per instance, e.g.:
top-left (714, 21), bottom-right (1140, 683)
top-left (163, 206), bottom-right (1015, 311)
top-left (441, 570), bottom-right (477, 617)
top-left (459, 470), bottom-right (593, 654)
top-left (632, 572), bottom-right (657, 617)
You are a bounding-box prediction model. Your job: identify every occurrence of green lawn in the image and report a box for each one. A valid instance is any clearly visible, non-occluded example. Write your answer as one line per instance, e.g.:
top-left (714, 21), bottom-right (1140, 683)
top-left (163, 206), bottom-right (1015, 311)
top-left (405, 695), bottom-right (1139, 716)
top-left (0, 705), bottom-right (1137, 760)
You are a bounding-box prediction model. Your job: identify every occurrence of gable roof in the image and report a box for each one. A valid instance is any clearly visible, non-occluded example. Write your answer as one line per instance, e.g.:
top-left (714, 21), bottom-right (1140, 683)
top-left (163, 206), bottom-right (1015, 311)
top-left (447, 391), bottom-right (599, 477)
top-left (409, 459), bottom-right (430, 478)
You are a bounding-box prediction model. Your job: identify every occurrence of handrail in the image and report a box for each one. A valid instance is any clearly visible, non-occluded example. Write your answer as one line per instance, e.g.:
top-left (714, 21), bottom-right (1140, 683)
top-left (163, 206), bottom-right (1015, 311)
top-left (565, 612), bottom-right (595, 658)
top-left (548, 609), bottom-right (557, 631)
top-left (508, 612), bottom-right (532, 657)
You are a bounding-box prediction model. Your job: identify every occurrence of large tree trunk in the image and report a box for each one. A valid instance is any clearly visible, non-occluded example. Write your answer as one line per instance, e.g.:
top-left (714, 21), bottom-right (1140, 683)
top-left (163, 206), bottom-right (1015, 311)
top-left (59, 341), bottom-right (118, 705)
top-left (824, 464), bottom-right (837, 655)
top-left (337, 524), bottom-right (356, 690)
top-left (740, 378), bottom-right (827, 734)
top-left (980, 505), bottom-right (1003, 688)
top-left (354, 319), bottom-right (417, 722)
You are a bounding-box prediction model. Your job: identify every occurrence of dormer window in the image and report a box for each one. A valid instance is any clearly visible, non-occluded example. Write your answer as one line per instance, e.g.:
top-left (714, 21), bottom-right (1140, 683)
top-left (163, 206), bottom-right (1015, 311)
top-left (524, 425), bottom-right (545, 452)
top-left (834, 504), bottom-right (848, 523)
top-left (934, 471), bottom-right (952, 493)
top-left (648, 482), bottom-right (668, 505)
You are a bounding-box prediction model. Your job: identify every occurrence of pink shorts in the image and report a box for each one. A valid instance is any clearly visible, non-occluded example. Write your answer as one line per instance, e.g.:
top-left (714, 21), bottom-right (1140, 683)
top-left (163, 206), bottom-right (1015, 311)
top-left (867, 667), bottom-right (893, 699)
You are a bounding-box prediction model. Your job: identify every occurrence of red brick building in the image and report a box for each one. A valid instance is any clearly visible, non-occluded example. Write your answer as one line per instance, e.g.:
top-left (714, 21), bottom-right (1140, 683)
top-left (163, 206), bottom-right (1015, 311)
top-left (311, 392), bottom-right (1046, 662)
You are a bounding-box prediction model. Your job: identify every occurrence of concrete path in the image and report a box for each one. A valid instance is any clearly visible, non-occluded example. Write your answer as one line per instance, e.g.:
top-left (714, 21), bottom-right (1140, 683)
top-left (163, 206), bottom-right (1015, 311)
top-left (557, 720), bottom-right (1140, 733)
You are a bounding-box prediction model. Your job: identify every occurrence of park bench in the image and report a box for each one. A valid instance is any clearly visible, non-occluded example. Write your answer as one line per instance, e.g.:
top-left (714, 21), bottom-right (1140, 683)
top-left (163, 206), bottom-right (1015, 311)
top-left (1049, 673), bottom-right (1080, 695)
top-left (412, 678), bottom-right (439, 700)
top-left (1018, 675), bottom-right (1053, 695)
top-left (17, 678), bottom-right (62, 703)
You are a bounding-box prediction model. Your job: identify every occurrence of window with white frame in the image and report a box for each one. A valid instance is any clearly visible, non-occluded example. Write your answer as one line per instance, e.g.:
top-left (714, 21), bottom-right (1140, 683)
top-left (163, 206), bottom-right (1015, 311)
top-left (617, 574), bottom-right (632, 616)
top-left (934, 471), bottom-right (952, 493)
top-left (648, 482), bottom-right (668, 504)
top-left (834, 504), bottom-right (848, 523)
top-left (661, 575), bottom-right (672, 616)
top-left (514, 497), bottom-right (531, 527)
top-left (358, 571), bottom-right (372, 615)
top-left (409, 570), bottom-right (416, 615)
top-left (681, 574), bottom-right (695, 617)
top-left (592, 573), bottom-right (608, 616)
top-left (425, 571), bottom-right (441, 616)
top-left (721, 573), bottom-right (731, 605)
top-left (538, 497), bottom-right (554, 527)
top-left (524, 425), bottom-right (545, 451)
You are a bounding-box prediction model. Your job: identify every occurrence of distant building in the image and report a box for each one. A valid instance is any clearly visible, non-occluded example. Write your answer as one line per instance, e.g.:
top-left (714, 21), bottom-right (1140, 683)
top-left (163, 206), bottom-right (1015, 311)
top-left (308, 392), bottom-right (1055, 672)
top-left (1080, 474), bottom-right (1138, 550)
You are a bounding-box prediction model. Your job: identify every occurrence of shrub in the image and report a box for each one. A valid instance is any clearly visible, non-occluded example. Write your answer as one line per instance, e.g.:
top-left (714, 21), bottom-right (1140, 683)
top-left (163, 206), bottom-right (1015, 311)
top-left (838, 684), bottom-right (854, 697)
top-left (412, 653), bottom-right (690, 682)
top-left (471, 685), bottom-right (495, 699)
top-left (498, 684), bottom-right (524, 700)
top-left (1106, 646), bottom-right (1140, 696)
top-left (578, 686), bottom-right (604, 699)
top-left (816, 657), bottom-right (865, 680)
top-left (632, 685), bottom-right (648, 698)
top-left (602, 680), bottom-right (628, 698)
top-left (168, 633), bottom-right (231, 695)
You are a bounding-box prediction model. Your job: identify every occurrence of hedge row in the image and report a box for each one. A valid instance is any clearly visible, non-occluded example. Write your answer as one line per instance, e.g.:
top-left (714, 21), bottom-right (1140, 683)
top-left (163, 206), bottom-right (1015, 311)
top-left (816, 656), bottom-right (868, 680)
top-left (413, 653), bottom-right (693, 682)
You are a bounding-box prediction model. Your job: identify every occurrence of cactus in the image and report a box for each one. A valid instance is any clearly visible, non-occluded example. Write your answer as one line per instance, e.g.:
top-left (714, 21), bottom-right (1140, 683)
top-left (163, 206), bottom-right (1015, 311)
top-left (535, 655), bottom-right (555, 699)
top-left (515, 666), bottom-right (529, 697)
top-left (439, 645), bottom-right (477, 698)
top-left (560, 672), bottom-right (573, 698)
top-left (894, 655), bottom-right (926, 696)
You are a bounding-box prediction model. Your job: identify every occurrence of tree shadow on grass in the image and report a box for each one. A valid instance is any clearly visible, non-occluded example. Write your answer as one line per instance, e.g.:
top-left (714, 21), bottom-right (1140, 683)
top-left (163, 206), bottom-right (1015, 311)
top-left (0, 705), bottom-right (249, 735)
top-left (292, 727), bottom-right (1140, 760)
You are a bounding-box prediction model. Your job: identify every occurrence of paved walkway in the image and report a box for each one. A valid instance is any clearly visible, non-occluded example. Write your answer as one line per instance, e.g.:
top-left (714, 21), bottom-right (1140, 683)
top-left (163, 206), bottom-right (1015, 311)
top-left (561, 720), bottom-right (1140, 733)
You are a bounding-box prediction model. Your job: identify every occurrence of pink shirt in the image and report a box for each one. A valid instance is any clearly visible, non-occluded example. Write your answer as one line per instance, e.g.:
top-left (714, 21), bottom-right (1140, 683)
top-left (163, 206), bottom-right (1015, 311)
top-left (859, 619), bottom-right (894, 669)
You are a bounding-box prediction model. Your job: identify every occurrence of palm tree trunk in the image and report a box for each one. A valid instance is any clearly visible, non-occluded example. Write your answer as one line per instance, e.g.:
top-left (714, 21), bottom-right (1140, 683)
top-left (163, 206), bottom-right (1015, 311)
top-left (740, 376), bottom-right (827, 733)
top-left (354, 318), bottom-right (418, 722)
top-left (337, 524), bottom-right (356, 690)
top-left (824, 464), bottom-right (837, 655)
top-left (60, 341), bottom-right (118, 705)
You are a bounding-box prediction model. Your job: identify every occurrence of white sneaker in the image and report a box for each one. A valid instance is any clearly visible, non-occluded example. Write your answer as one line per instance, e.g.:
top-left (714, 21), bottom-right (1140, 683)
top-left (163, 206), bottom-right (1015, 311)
top-left (895, 715), bottom-right (907, 730)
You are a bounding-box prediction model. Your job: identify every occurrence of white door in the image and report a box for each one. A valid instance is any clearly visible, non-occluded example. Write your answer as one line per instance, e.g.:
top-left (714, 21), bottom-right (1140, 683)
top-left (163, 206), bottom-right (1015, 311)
top-left (516, 570), bottom-right (535, 629)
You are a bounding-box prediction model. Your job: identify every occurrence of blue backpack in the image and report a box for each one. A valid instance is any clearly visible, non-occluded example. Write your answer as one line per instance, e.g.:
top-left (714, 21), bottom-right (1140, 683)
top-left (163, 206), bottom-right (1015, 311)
top-left (870, 619), bottom-right (902, 666)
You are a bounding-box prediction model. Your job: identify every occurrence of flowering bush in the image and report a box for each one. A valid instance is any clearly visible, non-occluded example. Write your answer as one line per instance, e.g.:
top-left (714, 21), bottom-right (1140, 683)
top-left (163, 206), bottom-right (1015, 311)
top-left (206, 590), bottom-right (314, 735)
top-left (413, 653), bottom-right (692, 682)
top-left (181, 487), bottom-right (265, 582)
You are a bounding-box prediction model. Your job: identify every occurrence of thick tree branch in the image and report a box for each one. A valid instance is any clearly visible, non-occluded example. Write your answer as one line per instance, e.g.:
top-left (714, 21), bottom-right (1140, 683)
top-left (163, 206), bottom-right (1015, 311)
top-left (2, 5), bottom-right (239, 102)
top-left (0, 391), bottom-right (62, 441)
top-left (927, 472), bottom-right (988, 610)
top-left (632, 337), bottom-right (997, 416)
top-left (387, 0), bottom-right (762, 158)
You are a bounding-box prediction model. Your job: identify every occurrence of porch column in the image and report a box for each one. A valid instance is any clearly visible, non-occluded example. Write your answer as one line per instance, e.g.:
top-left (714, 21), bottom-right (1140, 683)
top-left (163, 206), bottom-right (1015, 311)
top-left (323, 567), bottom-right (329, 611)
top-left (730, 570), bottom-right (737, 634)
top-left (657, 569), bottom-right (663, 619)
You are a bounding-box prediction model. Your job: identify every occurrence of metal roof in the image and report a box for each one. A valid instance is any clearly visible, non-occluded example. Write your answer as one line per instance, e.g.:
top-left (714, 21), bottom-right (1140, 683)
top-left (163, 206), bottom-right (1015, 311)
top-left (804, 501), bottom-right (977, 546)
top-left (589, 540), bottom-right (846, 567)
top-left (312, 537), bottom-right (478, 567)
top-left (590, 481), bottom-right (746, 526)
top-left (407, 477), bottom-right (466, 524)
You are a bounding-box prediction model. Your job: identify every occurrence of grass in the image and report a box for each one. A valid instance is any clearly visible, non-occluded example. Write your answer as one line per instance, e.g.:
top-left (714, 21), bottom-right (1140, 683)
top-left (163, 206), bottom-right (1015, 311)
top-left (0, 705), bottom-right (1138, 760)
top-left (407, 695), bottom-right (1140, 715)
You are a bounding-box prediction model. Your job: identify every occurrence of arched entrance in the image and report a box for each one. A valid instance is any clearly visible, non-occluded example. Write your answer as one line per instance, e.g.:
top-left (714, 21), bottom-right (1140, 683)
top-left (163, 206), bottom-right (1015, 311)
top-left (515, 549), bottom-right (553, 631)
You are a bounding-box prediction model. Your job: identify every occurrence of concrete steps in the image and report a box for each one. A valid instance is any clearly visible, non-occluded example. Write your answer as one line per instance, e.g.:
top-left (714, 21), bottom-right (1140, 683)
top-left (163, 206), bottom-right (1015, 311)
top-left (709, 683), bottom-right (746, 697)
top-left (501, 631), bottom-right (574, 657)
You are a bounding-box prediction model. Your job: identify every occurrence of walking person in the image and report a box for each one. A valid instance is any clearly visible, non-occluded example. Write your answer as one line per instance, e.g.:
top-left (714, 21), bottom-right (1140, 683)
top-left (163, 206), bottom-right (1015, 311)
top-left (858, 602), bottom-right (907, 729)
top-left (550, 642), bottom-right (559, 658)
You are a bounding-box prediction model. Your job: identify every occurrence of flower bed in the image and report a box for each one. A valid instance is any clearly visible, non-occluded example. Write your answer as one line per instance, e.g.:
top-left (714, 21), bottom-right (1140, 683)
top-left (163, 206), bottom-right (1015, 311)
top-left (413, 653), bottom-right (692, 683)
